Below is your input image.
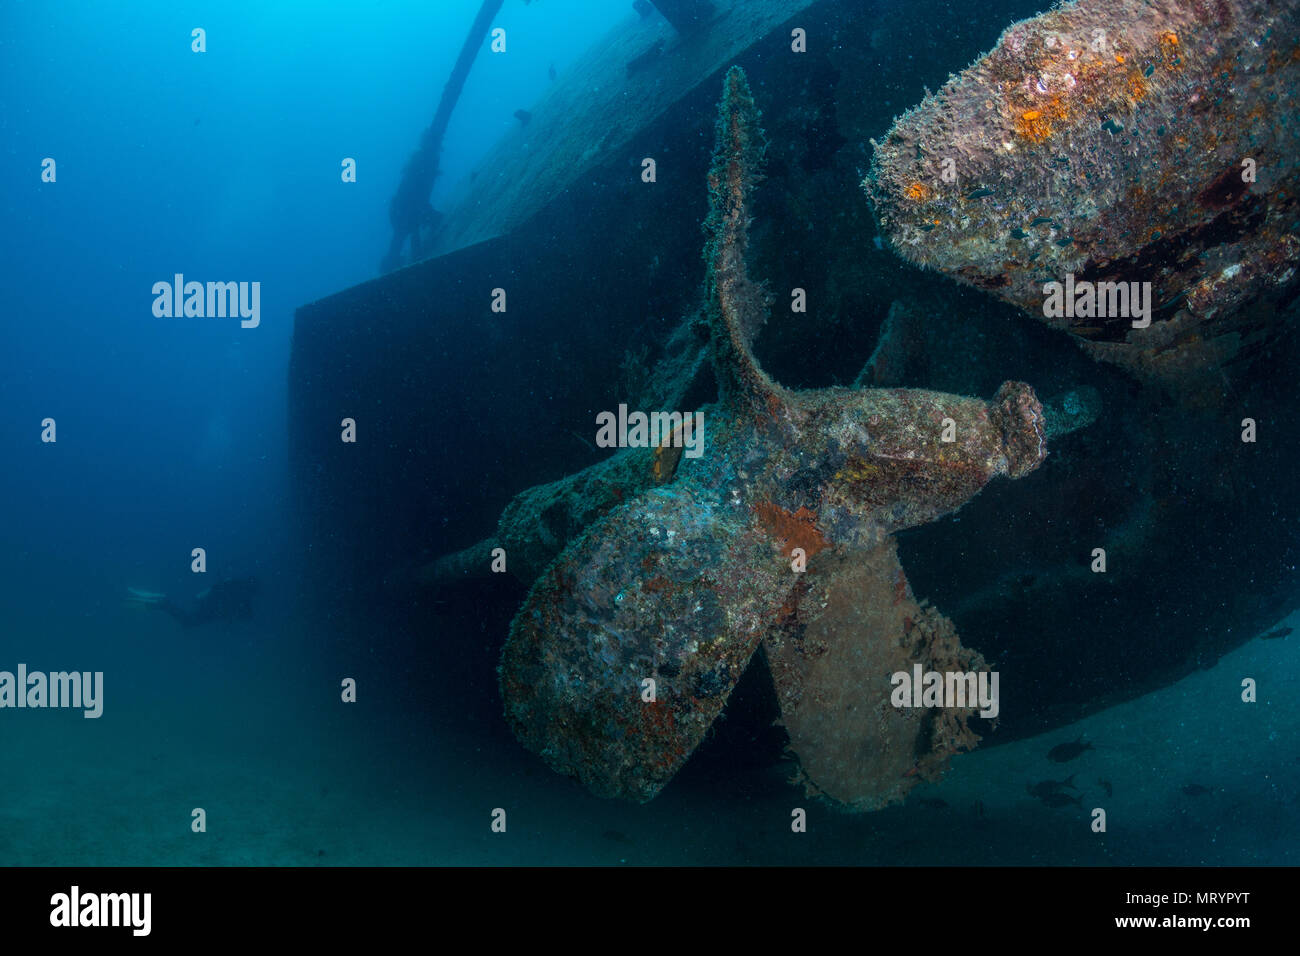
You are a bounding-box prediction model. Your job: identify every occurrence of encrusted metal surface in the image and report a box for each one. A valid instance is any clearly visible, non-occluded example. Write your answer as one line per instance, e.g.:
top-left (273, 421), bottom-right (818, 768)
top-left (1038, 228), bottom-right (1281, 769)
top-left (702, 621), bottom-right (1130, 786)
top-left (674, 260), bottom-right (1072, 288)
top-left (500, 69), bottom-right (1048, 805)
top-left (865, 0), bottom-right (1300, 383)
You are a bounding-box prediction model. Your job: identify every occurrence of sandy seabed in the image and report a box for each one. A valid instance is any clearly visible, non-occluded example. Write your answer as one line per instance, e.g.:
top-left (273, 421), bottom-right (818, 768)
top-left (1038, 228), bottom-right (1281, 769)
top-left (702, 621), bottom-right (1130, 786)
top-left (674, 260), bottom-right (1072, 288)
top-left (2, 609), bottom-right (1295, 867)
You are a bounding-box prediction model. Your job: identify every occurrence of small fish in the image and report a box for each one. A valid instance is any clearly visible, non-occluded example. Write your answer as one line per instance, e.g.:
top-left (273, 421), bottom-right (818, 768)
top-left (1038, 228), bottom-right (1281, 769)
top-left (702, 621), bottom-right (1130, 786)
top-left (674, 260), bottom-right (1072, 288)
top-left (1039, 791), bottom-right (1082, 808)
top-left (917, 797), bottom-right (949, 809)
top-left (1260, 626), bottom-right (1292, 640)
top-left (601, 829), bottom-right (632, 844)
top-left (1026, 773), bottom-right (1078, 799)
top-left (548, 62), bottom-right (557, 82)
top-left (513, 109), bottom-right (532, 126)
top-left (1047, 736), bottom-right (1094, 763)
top-left (1182, 784), bottom-right (1212, 797)
top-left (1098, 777), bottom-right (1113, 797)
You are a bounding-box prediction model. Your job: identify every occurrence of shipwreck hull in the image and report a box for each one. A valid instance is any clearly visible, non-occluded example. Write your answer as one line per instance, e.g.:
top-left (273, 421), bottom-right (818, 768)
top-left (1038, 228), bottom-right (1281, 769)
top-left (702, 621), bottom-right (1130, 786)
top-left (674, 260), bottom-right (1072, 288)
top-left (289, 0), bottom-right (1300, 784)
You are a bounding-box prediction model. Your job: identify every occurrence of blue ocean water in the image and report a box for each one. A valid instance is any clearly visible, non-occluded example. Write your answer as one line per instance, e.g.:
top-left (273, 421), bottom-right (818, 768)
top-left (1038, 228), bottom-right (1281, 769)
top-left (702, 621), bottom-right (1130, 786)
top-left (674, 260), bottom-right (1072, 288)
top-left (0, 0), bottom-right (626, 865)
top-left (2, 0), bottom-right (1298, 868)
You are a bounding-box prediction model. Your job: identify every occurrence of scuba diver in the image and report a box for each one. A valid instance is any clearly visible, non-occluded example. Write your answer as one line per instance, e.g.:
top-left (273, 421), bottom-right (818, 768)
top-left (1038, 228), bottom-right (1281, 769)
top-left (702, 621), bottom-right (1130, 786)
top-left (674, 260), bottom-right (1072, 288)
top-left (379, 0), bottom-right (506, 273)
top-left (380, 146), bottom-right (443, 273)
top-left (126, 577), bottom-right (258, 628)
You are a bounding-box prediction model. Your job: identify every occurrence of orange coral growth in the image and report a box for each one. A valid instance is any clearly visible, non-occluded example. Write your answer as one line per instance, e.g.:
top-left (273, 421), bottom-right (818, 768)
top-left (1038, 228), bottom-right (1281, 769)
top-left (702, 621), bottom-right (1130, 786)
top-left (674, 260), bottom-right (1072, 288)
top-left (903, 181), bottom-right (932, 201)
top-left (1125, 68), bottom-right (1149, 102)
top-left (1011, 91), bottom-right (1070, 144)
top-left (1158, 31), bottom-right (1183, 69)
top-left (753, 502), bottom-right (828, 557)
top-left (1016, 108), bottom-right (1053, 143)
top-left (1010, 58), bottom-right (1148, 142)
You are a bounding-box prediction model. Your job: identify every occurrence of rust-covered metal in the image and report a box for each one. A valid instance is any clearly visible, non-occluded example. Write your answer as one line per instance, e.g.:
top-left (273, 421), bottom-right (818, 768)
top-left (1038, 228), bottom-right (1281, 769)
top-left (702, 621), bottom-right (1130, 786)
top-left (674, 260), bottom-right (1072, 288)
top-left (865, 0), bottom-right (1300, 385)
top-left (765, 542), bottom-right (984, 811)
top-left (500, 68), bottom-right (1049, 805)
